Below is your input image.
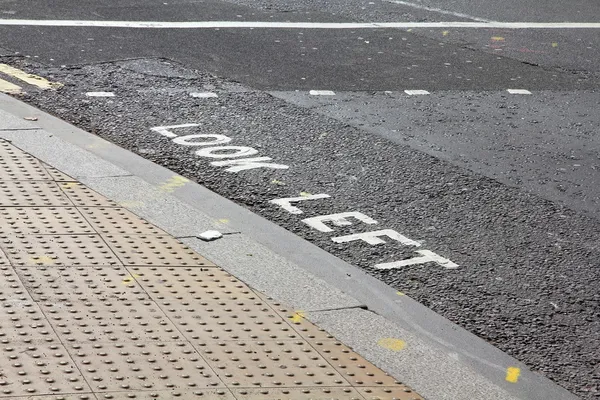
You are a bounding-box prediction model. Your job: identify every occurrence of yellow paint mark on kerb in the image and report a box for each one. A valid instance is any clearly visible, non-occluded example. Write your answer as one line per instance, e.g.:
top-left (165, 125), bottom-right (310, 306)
top-left (159, 175), bottom-right (189, 193)
top-left (442, 31), bottom-right (449, 36)
top-left (506, 367), bottom-right (521, 383)
top-left (300, 191), bottom-right (312, 197)
top-left (218, 218), bottom-right (229, 224)
top-left (0, 78), bottom-right (22, 94)
top-left (122, 274), bottom-right (140, 284)
top-left (377, 338), bottom-right (406, 351)
top-left (290, 311), bottom-right (305, 323)
top-left (491, 36), bottom-right (505, 41)
top-left (396, 291), bottom-right (405, 296)
top-left (552, 42), bottom-right (558, 47)
top-left (29, 255), bottom-right (55, 265)
top-left (0, 64), bottom-right (62, 89)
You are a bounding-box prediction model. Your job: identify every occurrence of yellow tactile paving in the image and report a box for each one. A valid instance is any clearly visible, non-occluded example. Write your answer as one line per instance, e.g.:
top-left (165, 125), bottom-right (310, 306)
top-left (0, 139), bottom-right (424, 400)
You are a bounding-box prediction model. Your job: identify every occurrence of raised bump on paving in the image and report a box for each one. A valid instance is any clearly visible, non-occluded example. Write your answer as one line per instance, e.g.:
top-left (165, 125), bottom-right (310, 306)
top-left (0, 139), bottom-right (424, 400)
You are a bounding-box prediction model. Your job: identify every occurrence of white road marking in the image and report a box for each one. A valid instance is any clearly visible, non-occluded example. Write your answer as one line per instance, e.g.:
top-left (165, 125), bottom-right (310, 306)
top-left (385, 0), bottom-right (492, 23)
top-left (270, 194), bottom-right (331, 214)
top-left (332, 229), bottom-right (421, 246)
top-left (302, 211), bottom-right (377, 233)
top-left (211, 157), bottom-right (290, 172)
top-left (507, 89), bottom-right (532, 94)
top-left (404, 90), bottom-right (430, 95)
top-left (173, 134), bottom-right (231, 146)
top-left (195, 146), bottom-right (259, 159)
top-left (151, 123), bottom-right (200, 138)
top-left (1, 19), bottom-right (600, 29)
top-left (86, 91), bottom-right (115, 97)
top-left (151, 123), bottom-right (289, 172)
top-left (375, 250), bottom-right (459, 270)
top-left (309, 90), bottom-right (336, 96)
top-left (190, 92), bottom-right (218, 98)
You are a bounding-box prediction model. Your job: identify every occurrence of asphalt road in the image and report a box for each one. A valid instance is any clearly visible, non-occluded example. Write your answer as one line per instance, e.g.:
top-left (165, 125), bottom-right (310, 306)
top-left (0, 0), bottom-right (599, 398)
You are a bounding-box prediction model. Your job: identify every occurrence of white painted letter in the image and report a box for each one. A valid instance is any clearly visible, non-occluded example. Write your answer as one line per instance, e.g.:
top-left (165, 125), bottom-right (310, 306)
top-left (302, 212), bottom-right (377, 233)
top-left (173, 134), bottom-right (231, 146)
top-left (374, 250), bottom-right (458, 270)
top-left (270, 194), bottom-right (331, 214)
top-left (211, 157), bottom-right (290, 173)
top-left (196, 146), bottom-right (259, 159)
top-left (332, 229), bottom-right (421, 246)
top-left (151, 123), bottom-right (200, 138)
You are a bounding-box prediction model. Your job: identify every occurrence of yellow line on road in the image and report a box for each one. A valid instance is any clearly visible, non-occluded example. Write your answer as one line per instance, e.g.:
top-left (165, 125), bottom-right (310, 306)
top-left (0, 64), bottom-right (62, 89)
top-left (0, 78), bottom-right (22, 94)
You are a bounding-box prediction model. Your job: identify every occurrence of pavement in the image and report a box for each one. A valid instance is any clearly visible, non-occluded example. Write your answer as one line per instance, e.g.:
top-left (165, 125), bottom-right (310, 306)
top-left (0, 0), bottom-right (598, 398)
top-left (0, 98), bottom-right (425, 400)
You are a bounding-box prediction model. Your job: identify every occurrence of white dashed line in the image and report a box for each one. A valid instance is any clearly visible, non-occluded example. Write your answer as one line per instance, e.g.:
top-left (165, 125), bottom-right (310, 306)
top-left (86, 91), bottom-right (115, 97)
top-left (190, 92), bottom-right (218, 98)
top-left (404, 90), bottom-right (430, 95)
top-left (507, 89), bottom-right (532, 94)
top-left (309, 90), bottom-right (336, 96)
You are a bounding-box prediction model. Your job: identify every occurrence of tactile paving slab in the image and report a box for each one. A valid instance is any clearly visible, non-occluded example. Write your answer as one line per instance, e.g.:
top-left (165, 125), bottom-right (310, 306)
top-left (41, 299), bottom-right (183, 343)
top-left (79, 207), bottom-right (165, 235)
top-left (0, 207), bottom-right (94, 235)
top-left (0, 181), bottom-right (72, 206)
top-left (0, 272), bottom-right (60, 344)
top-left (68, 342), bottom-right (224, 392)
top-left (16, 266), bottom-right (149, 302)
top-left (0, 234), bottom-right (120, 266)
top-left (0, 343), bottom-right (91, 397)
top-left (130, 267), bottom-right (300, 341)
top-left (197, 340), bottom-right (349, 388)
top-left (59, 183), bottom-right (118, 207)
top-left (0, 153), bottom-right (52, 180)
top-left (103, 235), bottom-right (215, 266)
